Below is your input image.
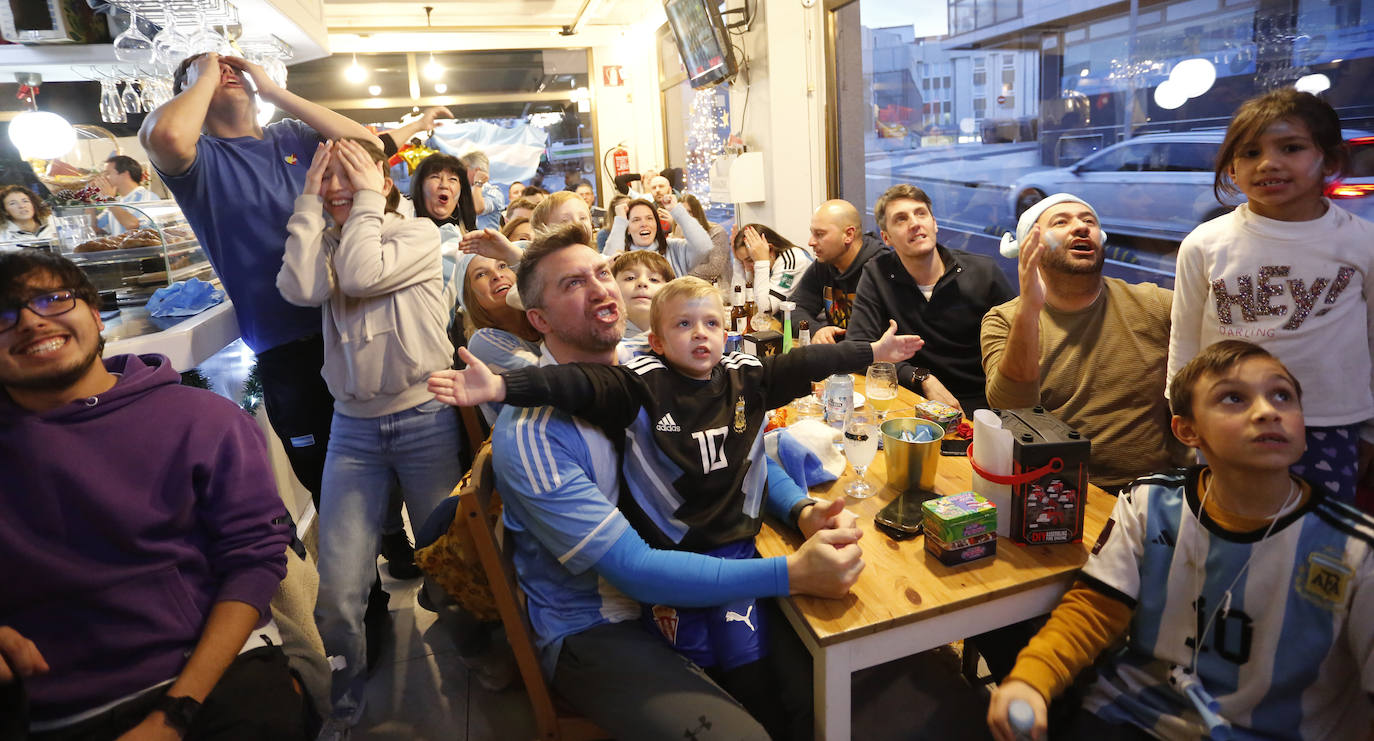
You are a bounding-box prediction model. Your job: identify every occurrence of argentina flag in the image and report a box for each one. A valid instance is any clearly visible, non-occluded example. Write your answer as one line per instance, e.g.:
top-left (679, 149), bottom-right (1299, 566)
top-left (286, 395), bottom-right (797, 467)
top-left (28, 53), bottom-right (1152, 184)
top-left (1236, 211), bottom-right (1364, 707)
top-left (429, 120), bottom-right (548, 186)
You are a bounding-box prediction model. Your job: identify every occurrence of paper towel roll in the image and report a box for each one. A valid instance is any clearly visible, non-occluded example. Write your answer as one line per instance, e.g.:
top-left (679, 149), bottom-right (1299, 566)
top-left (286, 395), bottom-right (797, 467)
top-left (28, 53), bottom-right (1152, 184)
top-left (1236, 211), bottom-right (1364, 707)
top-left (972, 409), bottom-right (1014, 537)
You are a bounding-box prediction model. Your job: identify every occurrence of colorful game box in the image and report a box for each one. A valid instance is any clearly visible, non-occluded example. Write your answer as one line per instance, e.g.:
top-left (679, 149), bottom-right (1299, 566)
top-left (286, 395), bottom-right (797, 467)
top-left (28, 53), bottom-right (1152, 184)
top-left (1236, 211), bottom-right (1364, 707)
top-left (921, 491), bottom-right (997, 543)
top-left (914, 399), bottom-right (962, 433)
top-left (923, 528), bottom-right (997, 566)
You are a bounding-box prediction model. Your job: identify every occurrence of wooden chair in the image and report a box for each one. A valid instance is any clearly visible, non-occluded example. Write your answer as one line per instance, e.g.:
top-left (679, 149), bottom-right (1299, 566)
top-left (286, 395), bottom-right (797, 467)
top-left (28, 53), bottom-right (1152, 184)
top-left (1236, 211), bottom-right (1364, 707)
top-left (459, 442), bottom-right (608, 741)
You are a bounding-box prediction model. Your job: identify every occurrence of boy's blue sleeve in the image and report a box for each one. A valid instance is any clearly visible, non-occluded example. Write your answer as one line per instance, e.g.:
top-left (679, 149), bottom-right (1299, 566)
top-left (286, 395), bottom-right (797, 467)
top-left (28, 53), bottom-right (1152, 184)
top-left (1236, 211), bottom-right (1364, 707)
top-left (596, 528), bottom-right (789, 606)
top-left (764, 456), bottom-right (809, 524)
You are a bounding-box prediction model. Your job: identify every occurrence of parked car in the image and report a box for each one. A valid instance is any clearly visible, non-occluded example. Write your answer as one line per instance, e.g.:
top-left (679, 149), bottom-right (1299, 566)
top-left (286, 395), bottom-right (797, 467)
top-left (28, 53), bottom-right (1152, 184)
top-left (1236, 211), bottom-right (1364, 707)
top-left (1009, 130), bottom-right (1374, 242)
top-left (1326, 133), bottom-right (1374, 222)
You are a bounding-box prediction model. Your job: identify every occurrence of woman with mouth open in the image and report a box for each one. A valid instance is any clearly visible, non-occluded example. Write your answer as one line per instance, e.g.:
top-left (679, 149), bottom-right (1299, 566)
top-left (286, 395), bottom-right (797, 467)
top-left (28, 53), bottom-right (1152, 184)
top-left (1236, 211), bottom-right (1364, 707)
top-left (410, 152), bottom-right (477, 248)
top-left (604, 194), bottom-right (713, 279)
top-left (457, 219), bottom-right (541, 425)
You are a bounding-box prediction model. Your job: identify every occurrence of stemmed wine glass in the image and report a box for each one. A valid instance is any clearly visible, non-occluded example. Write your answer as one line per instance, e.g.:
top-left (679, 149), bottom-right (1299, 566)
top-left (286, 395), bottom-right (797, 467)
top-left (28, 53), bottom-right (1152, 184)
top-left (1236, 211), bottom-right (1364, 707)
top-left (865, 362), bottom-right (899, 421)
top-left (121, 79), bottom-right (142, 114)
top-left (112, 8), bottom-right (154, 64)
top-left (184, 8), bottom-right (229, 56)
top-left (842, 409), bottom-right (879, 499)
top-left (100, 79), bottom-right (126, 124)
top-left (152, 11), bottom-right (191, 73)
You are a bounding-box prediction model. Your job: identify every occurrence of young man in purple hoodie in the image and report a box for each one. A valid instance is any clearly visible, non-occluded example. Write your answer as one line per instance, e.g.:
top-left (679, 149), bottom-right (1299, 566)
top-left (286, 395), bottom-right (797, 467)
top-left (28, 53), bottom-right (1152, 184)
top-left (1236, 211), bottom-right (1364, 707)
top-left (0, 250), bottom-right (305, 739)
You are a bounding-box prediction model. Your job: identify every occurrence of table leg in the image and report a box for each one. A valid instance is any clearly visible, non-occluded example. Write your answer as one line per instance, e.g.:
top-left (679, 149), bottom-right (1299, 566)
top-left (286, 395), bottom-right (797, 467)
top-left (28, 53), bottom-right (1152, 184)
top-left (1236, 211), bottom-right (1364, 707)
top-left (814, 643), bottom-right (851, 741)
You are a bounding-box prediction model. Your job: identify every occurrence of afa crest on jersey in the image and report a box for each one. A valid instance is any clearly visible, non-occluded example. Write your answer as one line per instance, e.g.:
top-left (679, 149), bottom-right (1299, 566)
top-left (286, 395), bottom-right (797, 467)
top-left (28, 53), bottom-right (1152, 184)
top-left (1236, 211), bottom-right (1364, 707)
top-left (1296, 550), bottom-right (1353, 610)
top-left (733, 396), bottom-right (747, 433)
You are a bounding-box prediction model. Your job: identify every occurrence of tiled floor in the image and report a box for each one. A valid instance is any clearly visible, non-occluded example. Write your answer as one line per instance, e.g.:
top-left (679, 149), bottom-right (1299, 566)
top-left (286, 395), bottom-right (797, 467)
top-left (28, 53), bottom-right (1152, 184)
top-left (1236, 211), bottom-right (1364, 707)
top-left (354, 569), bottom-right (996, 741)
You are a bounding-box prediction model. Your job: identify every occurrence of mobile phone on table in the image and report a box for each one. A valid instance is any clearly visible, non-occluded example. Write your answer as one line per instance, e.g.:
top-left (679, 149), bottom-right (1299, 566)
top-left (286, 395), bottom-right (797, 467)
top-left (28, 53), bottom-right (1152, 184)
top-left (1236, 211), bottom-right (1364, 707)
top-left (875, 490), bottom-right (936, 537)
top-left (940, 437), bottom-right (971, 457)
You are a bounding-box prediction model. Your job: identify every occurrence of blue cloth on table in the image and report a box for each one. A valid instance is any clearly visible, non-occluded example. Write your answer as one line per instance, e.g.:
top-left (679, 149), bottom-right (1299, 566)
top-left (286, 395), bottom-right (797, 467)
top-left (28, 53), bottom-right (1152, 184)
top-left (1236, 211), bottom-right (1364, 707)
top-left (146, 278), bottom-right (225, 317)
top-left (764, 425), bottom-right (840, 489)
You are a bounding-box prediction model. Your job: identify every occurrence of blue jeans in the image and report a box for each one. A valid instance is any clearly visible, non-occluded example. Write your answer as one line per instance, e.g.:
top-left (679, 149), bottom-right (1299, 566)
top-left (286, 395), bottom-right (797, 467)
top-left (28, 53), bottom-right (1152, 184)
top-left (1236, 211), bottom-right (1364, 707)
top-left (315, 400), bottom-right (462, 715)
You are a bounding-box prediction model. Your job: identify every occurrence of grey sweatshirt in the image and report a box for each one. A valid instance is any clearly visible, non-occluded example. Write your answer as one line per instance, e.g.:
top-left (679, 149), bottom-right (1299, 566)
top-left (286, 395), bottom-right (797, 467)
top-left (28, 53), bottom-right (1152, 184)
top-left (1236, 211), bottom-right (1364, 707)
top-left (277, 189), bottom-right (454, 418)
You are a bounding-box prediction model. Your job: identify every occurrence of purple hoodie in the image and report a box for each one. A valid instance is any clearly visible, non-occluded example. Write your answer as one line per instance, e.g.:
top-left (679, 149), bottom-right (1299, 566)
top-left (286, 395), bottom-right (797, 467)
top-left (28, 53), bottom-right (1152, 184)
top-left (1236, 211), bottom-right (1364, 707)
top-left (0, 354), bottom-right (289, 723)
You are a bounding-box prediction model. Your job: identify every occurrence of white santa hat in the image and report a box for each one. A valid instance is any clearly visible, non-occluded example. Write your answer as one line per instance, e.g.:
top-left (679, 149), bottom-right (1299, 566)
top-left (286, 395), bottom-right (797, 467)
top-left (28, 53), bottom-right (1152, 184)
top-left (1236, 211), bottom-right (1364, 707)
top-left (997, 193), bottom-right (1107, 259)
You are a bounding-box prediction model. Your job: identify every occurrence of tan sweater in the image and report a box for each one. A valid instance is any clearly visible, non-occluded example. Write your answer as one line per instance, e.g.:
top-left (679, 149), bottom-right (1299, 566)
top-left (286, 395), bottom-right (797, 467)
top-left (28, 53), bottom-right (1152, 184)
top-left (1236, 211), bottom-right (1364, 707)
top-left (277, 189), bottom-right (453, 418)
top-left (981, 277), bottom-right (1188, 490)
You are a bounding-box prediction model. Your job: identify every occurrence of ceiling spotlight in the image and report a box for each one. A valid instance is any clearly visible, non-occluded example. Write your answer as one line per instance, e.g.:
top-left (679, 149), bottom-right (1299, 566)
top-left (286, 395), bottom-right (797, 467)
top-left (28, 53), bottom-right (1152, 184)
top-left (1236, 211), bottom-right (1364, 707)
top-left (434, 82), bottom-right (447, 94)
top-left (345, 53), bottom-right (367, 83)
top-left (424, 56), bottom-right (443, 81)
top-left (368, 84), bottom-right (382, 96)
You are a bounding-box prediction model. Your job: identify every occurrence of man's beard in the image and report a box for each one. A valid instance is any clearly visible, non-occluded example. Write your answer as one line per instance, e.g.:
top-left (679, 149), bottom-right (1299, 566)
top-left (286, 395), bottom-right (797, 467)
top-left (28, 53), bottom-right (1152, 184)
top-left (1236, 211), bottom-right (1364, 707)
top-left (1042, 245), bottom-right (1104, 275)
top-left (3, 336), bottom-right (103, 392)
top-left (547, 317), bottom-right (623, 353)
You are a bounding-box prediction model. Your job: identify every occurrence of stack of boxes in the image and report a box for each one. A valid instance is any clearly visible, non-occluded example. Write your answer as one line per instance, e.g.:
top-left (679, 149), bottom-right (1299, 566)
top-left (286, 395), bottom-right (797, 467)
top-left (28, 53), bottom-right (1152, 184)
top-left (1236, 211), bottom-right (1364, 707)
top-left (921, 492), bottom-right (998, 566)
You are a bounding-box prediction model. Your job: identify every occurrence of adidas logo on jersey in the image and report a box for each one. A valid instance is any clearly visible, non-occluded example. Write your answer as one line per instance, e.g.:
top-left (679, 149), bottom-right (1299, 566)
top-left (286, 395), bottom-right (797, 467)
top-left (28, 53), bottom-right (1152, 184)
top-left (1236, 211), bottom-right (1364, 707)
top-left (655, 413), bottom-right (681, 432)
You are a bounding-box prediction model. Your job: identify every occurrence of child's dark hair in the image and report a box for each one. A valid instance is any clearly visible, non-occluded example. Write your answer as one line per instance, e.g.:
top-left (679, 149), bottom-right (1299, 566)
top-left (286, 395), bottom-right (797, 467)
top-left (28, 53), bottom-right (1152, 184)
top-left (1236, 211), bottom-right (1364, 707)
top-left (410, 152), bottom-right (476, 230)
top-left (731, 223), bottom-right (801, 261)
top-left (622, 199), bottom-right (670, 256)
top-left (1214, 89), bottom-right (1348, 201)
top-left (339, 137), bottom-right (400, 213)
top-left (1168, 340), bottom-right (1303, 417)
top-left (612, 250), bottom-right (675, 282)
top-left (0, 249), bottom-right (99, 310)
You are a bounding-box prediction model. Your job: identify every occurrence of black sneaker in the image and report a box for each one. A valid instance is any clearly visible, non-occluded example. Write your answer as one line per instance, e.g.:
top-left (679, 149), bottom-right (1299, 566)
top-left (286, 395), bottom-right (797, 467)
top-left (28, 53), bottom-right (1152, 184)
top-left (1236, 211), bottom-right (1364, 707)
top-left (364, 578), bottom-right (390, 673)
top-left (380, 529), bottom-right (421, 580)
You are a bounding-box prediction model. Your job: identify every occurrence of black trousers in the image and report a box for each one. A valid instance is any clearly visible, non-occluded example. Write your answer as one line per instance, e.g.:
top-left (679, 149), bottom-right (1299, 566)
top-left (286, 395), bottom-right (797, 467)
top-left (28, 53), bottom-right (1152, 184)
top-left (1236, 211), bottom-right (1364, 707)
top-left (254, 335), bottom-right (336, 508)
top-left (27, 647), bottom-right (308, 741)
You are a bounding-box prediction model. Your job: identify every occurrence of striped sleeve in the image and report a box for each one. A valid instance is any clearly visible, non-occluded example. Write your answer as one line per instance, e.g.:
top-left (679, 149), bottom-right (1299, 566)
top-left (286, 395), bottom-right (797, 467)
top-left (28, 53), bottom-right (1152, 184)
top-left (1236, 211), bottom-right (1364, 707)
top-left (491, 406), bottom-right (630, 575)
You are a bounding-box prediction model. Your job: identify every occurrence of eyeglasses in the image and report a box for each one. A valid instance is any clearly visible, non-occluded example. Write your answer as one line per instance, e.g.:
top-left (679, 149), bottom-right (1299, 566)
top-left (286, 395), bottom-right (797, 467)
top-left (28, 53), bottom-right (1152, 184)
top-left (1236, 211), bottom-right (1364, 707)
top-left (0, 289), bottom-right (79, 333)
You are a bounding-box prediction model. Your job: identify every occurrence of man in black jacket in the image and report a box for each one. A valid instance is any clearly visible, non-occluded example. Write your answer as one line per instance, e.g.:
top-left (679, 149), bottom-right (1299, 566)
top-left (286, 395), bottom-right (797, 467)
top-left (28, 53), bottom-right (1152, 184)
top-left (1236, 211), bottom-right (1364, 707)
top-left (846, 185), bottom-right (1013, 411)
top-left (791, 199), bottom-right (888, 343)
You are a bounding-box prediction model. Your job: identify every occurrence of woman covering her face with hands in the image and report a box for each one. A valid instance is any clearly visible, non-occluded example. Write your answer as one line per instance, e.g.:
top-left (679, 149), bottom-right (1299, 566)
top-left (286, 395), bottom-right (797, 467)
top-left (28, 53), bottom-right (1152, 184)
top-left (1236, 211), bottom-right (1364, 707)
top-left (276, 138), bottom-right (462, 736)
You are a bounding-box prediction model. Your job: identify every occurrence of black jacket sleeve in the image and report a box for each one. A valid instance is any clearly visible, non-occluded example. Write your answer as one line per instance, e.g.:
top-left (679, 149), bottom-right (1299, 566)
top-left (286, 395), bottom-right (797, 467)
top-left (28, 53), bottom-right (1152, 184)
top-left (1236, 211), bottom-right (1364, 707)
top-left (758, 341), bottom-right (872, 409)
top-left (844, 266), bottom-right (925, 393)
top-left (500, 363), bottom-right (644, 429)
top-left (789, 262), bottom-right (829, 329)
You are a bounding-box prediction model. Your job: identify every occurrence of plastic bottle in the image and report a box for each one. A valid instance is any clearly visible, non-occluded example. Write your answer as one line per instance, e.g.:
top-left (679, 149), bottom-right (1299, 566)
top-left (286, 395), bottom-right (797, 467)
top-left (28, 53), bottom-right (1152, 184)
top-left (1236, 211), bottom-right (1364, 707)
top-left (798, 320), bottom-right (811, 347)
top-left (1008, 699), bottom-right (1035, 741)
top-left (823, 373), bottom-right (853, 430)
top-left (779, 300), bottom-right (795, 353)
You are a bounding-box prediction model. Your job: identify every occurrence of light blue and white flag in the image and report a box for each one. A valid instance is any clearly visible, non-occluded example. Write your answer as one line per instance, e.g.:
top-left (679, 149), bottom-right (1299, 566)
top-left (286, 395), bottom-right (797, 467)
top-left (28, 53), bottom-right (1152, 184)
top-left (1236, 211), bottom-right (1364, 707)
top-left (430, 121), bottom-right (548, 186)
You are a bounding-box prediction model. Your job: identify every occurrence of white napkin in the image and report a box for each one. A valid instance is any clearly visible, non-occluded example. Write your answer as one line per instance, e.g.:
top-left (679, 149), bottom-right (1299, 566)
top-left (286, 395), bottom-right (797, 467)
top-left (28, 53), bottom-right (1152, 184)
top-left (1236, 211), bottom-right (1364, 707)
top-left (971, 409), bottom-right (1014, 537)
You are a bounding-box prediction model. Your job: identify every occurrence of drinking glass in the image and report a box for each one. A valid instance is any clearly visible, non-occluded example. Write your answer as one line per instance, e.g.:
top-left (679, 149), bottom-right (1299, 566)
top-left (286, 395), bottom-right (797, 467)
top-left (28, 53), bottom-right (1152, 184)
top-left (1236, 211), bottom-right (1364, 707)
top-left (121, 79), bottom-right (142, 114)
top-left (112, 8), bottom-right (154, 64)
top-left (100, 79), bottom-right (126, 124)
top-left (842, 409), bottom-right (879, 499)
top-left (794, 378), bottom-right (825, 418)
top-left (152, 12), bottom-right (191, 72)
top-left (865, 362), bottom-right (899, 421)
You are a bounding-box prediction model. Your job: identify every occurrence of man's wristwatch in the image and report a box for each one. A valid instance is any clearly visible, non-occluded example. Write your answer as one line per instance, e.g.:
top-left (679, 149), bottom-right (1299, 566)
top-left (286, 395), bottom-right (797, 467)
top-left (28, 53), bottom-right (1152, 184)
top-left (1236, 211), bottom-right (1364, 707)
top-left (153, 695), bottom-right (201, 734)
top-left (902, 366), bottom-right (932, 388)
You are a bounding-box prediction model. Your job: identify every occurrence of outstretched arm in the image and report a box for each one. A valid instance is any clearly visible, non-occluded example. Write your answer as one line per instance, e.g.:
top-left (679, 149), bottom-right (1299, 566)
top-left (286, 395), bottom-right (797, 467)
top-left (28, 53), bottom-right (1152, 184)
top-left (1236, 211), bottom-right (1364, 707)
top-left (384, 106), bottom-right (452, 146)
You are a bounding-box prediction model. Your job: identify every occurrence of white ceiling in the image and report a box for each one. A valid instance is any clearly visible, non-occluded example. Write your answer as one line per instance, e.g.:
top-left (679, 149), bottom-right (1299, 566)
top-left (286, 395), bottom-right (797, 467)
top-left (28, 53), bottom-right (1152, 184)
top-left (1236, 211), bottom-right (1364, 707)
top-left (323, 0), bottom-right (662, 52)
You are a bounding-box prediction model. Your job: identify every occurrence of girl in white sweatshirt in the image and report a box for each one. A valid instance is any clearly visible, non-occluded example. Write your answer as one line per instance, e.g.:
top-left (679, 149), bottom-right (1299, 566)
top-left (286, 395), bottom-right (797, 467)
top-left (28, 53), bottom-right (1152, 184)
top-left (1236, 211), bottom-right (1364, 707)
top-left (277, 138), bottom-right (459, 731)
top-left (1168, 89), bottom-right (1374, 507)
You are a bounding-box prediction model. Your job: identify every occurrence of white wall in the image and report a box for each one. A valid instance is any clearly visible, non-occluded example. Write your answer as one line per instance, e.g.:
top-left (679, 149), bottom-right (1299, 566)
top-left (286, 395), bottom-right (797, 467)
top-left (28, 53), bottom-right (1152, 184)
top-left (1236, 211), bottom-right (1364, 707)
top-left (727, 0), bottom-right (829, 246)
top-left (589, 17), bottom-right (667, 203)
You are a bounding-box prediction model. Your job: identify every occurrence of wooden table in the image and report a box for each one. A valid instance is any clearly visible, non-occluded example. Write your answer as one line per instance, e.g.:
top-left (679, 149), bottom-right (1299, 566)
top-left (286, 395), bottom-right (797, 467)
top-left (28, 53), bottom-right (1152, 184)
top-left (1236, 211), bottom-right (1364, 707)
top-left (755, 381), bottom-right (1111, 741)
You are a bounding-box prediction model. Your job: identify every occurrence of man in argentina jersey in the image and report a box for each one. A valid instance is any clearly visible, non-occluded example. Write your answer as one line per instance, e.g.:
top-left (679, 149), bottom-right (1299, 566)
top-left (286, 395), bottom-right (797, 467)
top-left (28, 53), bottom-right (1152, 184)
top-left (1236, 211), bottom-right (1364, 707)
top-left (483, 224), bottom-right (865, 740)
top-left (499, 331), bottom-right (883, 552)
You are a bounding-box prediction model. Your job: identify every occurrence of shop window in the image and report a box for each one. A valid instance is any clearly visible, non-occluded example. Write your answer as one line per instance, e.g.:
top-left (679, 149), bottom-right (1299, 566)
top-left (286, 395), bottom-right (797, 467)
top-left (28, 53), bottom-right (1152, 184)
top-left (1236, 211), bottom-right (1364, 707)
top-left (835, 0), bottom-right (1374, 288)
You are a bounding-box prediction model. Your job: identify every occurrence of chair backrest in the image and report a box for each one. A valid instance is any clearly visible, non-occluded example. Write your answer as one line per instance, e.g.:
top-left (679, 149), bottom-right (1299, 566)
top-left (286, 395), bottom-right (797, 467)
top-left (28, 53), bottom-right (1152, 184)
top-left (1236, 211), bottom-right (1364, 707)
top-left (460, 443), bottom-right (604, 741)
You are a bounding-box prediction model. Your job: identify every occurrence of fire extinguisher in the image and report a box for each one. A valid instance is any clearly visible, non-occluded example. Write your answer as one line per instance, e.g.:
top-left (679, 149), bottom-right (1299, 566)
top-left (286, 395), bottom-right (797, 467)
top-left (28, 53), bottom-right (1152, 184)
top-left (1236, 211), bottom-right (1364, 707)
top-left (604, 144), bottom-right (631, 183)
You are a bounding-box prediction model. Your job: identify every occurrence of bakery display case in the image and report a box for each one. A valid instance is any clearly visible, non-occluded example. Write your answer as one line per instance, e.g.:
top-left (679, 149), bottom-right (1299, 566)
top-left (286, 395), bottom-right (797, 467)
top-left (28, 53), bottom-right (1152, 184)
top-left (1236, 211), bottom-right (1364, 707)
top-left (52, 199), bottom-right (217, 306)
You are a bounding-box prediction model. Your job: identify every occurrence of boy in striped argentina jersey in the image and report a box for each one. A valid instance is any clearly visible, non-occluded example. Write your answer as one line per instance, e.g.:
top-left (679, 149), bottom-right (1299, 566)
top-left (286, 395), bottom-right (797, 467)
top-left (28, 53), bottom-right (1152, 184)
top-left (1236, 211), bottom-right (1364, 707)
top-left (433, 277), bottom-right (921, 658)
top-left (988, 340), bottom-right (1374, 741)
